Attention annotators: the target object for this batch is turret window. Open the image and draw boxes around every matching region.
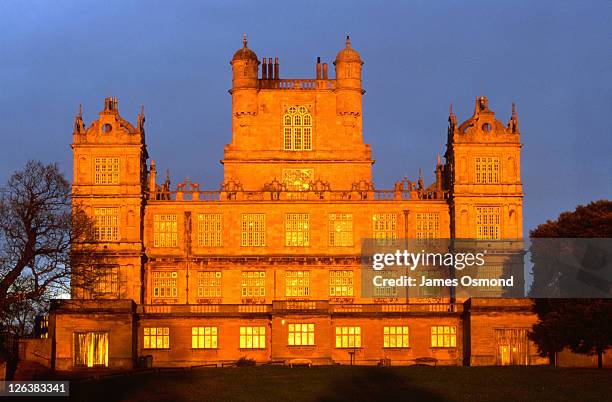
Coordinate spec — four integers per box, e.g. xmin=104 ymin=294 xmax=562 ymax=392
xmin=93 ymin=207 xmax=120 ymax=241
xmin=476 ymin=206 xmax=501 ymax=239
xmin=283 ymin=105 xmax=312 ymax=151
xmin=475 ymin=157 xmax=500 ymax=184
xmin=94 ymin=157 xmax=120 ymax=185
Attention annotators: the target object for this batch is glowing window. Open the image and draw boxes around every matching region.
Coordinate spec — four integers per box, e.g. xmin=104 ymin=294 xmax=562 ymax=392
xmin=476 ymin=206 xmax=501 ymax=239
xmin=329 ymin=213 xmax=353 ymax=246
xmin=241 ymin=271 xmax=266 ymax=298
xmin=191 ymin=327 xmax=218 ymax=349
xmin=431 ymin=325 xmax=456 ymax=348
xmin=372 ymin=213 xmax=397 ymax=239
xmin=329 ymin=270 xmax=354 ymax=297
xmin=475 ymin=157 xmax=500 ymax=184
xmin=94 ymin=157 xmax=119 ymax=185
xmin=374 ymin=270 xmax=398 ymax=297
xmin=197 ymin=271 xmax=222 ymax=298
xmin=384 ymin=326 xmax=409 ymax=348
xmin=285 ymin=271 xmax=310 ymax=298
xmin=197 ymin=214 xmax=222 ymax=247
xmin=240 ymin=326 xmax=266 ymax=349
xmin=288 ymin=323 xmax=315 ymax=346
xmin=143 ymin=327 xmax=169 ymax=349
xmin=153 ymin=271 xmax=178 ymax=298
xmin=153 ymin=214 xmax=178 ymax=247
xmin=285 ymin=213 xmax=310 ymax=246
xmin=283 ymin=105 xmax=313 ymax=151
xmin=335 ymin=326 xmax=361 ymax=348
xmin=93 ymin=207 xmax=119 ymax=241
xmin=241 ymin=213 xmax=266 ymax=247
xmin=74 ymin=332 xmax=108 ymax=367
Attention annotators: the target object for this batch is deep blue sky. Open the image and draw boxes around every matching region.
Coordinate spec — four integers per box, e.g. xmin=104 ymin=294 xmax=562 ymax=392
xmin=1 ymin=0 xmax=610 ymax=236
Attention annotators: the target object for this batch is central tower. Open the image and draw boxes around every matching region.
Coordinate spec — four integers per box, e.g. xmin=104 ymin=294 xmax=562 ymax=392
xmin=222 ymin=35 xmax=373 ymax=191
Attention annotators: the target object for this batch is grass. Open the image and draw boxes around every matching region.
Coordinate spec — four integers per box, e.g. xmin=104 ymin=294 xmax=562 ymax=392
xmin=48 ymin=365 xmax=610 ymax=402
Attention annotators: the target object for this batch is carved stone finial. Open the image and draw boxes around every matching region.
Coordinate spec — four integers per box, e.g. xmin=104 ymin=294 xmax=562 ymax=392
xmin=243 ymin=33 xmax=247 ymax=48
xmin=346 ymin=35 xmax=351 ymax=48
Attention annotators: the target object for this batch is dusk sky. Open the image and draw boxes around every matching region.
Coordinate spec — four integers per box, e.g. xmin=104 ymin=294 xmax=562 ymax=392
xmin=1 ymin=0 xmax=610 ymax=236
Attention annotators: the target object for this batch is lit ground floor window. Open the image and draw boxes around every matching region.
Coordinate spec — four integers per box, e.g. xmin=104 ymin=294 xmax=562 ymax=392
xmin=144 ymin=327 xmax=170 ymax=349
xmin=335 ymin=326 xmax=361 ymax=348
xmin=288 ymin=323 xmax=315 ymax=346
xmin=383 ymin=326 xmax=409 ymax=348
xmin=431 ymin=325 xmax=456 ymax=348
xmin=74 ymin=332 xmax=108 ymax=367
xmin=191 ymin=326 xmax=218 ymax=349
xmin=495 ymin=328 xmax=530 ymax=365
xmin=240 ymin=326 xmax=266 ymax=349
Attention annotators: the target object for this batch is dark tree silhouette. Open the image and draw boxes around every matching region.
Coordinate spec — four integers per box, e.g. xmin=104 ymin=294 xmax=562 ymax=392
xmin=0 ymin=161 xmax=98 ymax=336
xmin=528 ymin=200 xmax=612 ymax=368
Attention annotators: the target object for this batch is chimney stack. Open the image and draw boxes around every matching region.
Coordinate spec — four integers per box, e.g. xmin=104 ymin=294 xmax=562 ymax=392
xmin=262 ymin=58 xmax=268 ymax=79
xmin=267 ymin=58 xmax=273 ymax=80
xmin=322 ymin=63 xmax=328 ymax=80
xmin=274 ymin=57 xmax=279 ymax=80
xmin=316 ymin=57 xmax=322 ymax=79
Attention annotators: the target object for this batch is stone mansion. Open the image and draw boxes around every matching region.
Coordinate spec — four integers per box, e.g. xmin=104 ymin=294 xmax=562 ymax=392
xmin=45 ymin=36 xmax=551 ymax=370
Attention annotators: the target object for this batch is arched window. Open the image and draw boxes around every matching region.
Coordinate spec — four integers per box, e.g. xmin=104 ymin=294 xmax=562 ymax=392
xmin=283 ymin=105 xmax=312 ymax=151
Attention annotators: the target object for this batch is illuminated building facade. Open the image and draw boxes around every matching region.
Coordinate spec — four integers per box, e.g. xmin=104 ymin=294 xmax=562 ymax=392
xmin=49 ymin=36 xmax=547 ymax=370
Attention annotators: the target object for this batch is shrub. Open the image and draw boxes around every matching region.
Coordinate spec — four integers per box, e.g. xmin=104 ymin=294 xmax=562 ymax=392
xmin=236 ymin=356 xmax=256 ymax=367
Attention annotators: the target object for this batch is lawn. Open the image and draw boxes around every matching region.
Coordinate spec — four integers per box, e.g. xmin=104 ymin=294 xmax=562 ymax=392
xmin=49 ymin=365 xmax=610 ymax=402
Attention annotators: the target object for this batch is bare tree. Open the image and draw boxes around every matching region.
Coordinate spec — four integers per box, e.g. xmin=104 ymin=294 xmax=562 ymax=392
xmin=0 ymin=161 xmax=98 ymax=335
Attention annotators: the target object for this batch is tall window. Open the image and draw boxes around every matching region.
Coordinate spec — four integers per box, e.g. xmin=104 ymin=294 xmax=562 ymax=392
xmin=282 ymin=169 xmax=313 ymax=191
xmin=329 ymin=213 xmax=353 ymax=246
xmin=495 ymin=329 xmax=530 ymax=365
xmin=153 ymin=214 xmax=178 ymax=247
xmin=373 ymin=270 xmax=398 ymax=298
xmin=74 ymin=332 xmax=108 ymax=367
xmin=94 ymin=266 xmax=119 ymax=295
xmin=240 ymin=326 xmax=266 ymax=349
xmin=475 ymin=157 xmax=500 ymax=184
xmin=477 ymin=265 xmax=504 ymax=293
xmin=329 ymin=270 xmax=354 ymax=297
xmin=94 ymin=207 xmax=119 ymax=241
xmin=153 ymin=271 xmax=178 ymax=299
xmin=197 ymin=214 xmax=222 ymax=247
xmin=416 ymin=212 xmax=440 ymax=239
xmin=476 ymin=206 xmax=501 ymax=239
xmin=283 ymin=105 xmax=312 ymax=151
xmin=197 ymin=271 xmax=222 ymax=298
xmin=431 ymin=325 xmax=456 ymax=348
xmin=384 ymin=326 xmax=409 ymax=348
xmin=144 ymin=327 xmax=169 ymax=349
xmin=94 ymin=157 xmax=120 ymax=184
xmin=241 ymin=213 xmax=266 ymax=247
xmin=372 ymin=213 xmax=397 ymax=239
xmin=192 ymin=327 xmax=218 ymax=349
xmin=285 ymin=271 xmax=310 ymax=298
xmin=335 ymin=326 xmax=361 ymax=348
xmin=241 ymin=271 xmax=266 ymax=298
xmin=285 ymin=213 xmax=310 ymax=246
xmin=288 ymin=323 xmax=315 ymax=346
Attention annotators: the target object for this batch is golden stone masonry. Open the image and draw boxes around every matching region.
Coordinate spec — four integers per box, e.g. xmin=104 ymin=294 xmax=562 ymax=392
xmin=41 ymin=36 xmax=565 ymax=369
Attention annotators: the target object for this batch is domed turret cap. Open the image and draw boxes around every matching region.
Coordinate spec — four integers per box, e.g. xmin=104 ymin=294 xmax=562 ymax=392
xmin=232 ymin=34 xmax=258 ymax=62
xmin=335 ymin=36 xmax=362 ymax=63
